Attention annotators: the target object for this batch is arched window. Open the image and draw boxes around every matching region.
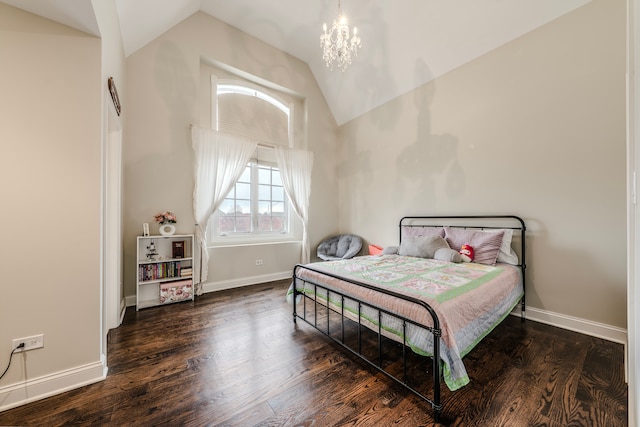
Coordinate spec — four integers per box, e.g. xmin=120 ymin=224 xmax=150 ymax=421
xmin=209 ymin=78 xmax=300 ymax=244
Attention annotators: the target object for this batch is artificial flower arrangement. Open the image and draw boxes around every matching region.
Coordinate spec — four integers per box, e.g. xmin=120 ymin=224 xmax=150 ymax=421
xmin=154 ymin=211 xmax=177 ymax=224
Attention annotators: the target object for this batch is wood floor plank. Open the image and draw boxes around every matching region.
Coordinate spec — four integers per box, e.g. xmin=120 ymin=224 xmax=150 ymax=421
xmin=0 ymin=280 xmax=627 ymax=426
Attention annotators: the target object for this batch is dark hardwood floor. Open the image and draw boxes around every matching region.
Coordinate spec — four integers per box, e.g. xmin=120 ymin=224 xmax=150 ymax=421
xmin=0 ymin=280 xmax=627 ymax=426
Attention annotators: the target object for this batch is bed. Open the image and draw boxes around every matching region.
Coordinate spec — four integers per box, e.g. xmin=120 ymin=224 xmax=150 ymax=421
xmin=289 ymin=215 xmax=526 ymax=421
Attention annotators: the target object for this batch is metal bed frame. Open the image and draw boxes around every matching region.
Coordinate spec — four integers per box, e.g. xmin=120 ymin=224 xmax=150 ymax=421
xmin=291 ymin=215 xmax=526 ymax=422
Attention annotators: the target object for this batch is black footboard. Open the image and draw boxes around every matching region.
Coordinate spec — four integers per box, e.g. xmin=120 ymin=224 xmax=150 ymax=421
xmin=292 ymin=264 xmax=444 ymax=421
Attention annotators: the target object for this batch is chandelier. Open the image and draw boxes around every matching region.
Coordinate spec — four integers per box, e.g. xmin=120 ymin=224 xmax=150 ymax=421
xmin=320 ymin=0 xmax=361 ymax=71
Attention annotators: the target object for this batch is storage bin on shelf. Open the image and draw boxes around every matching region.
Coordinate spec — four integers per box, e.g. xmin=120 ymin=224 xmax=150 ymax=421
xmin=160 ymin=279 xmax=193 ymax=304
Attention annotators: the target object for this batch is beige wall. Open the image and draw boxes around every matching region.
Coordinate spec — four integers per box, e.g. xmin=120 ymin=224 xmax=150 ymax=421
xmin=123 ymin=12 xmax=339 ymax=297
xmin=338 ymin=0 xmax=627 ymax=328
xmin=0 ymin=2 xmax=103 ymax=390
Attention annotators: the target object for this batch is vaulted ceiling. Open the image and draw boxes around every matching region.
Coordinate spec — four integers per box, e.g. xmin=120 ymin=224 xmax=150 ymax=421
xmin=1 ymin=0 xmax=590 ymax=124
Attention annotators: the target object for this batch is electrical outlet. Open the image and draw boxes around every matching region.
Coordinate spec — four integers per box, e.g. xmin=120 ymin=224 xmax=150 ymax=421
xmin=255 ymin=259 xmax=263 ymax=266
xmin=12 ymin=334 xmax=44 ymax=352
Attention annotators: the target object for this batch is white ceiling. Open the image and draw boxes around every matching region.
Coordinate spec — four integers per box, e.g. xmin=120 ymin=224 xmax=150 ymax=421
xmin=2 ymin=0 xmax=590 ymax=125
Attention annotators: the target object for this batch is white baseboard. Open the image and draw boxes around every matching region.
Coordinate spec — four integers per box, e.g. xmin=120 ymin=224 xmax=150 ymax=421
xmin=125 ymin=294 xmax=136 ymax=307
xmin=512 ymin=305 xmax=627 ymax=345
xmin=201 ymin=271 xmax=292 ymax=293
xmin=0 ymin=359 xmax=107 ymax=412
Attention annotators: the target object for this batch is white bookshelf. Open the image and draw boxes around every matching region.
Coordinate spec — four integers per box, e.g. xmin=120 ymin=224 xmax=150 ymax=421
xmin=136 ymin=234 xmax=194 ymax=310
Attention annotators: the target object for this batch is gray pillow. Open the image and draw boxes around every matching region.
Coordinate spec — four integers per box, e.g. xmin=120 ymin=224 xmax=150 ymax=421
xmin=434 ymin=247 xmax=462 ymax=263
xmin=382 ymin=246 xmax=399 ymax=255
xmin=335 ymin=236 xmax=352 ymax=257
xmin=399 ymin=235 xmax=448 ymax=259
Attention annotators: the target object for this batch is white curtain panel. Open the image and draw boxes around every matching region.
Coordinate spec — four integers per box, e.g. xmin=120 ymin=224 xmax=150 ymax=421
xmin=275 ymin=147 xmax=314 ymax=264
xmin=191 ymin=126 xmax=257 ymax=292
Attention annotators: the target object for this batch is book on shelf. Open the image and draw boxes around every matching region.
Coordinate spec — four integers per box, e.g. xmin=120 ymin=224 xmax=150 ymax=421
xmin=172 ymin=241 xmax=185 ymax=259
xmin=138 ymin=261 xmax=192 ymax=281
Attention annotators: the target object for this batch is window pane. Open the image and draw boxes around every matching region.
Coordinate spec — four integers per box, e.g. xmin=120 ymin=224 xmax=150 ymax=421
xmin=271 ymin=212 xmax=285 ymax=232
xmin=258 ymin=215 xmax=272 ymax=232
xmin=238 ymin=166 xmax=251 ymax=182
xmin=272 ymin=172 xmax=282 ymax=186
xmin=272 ymin=201 xmax=284 ymax=213
xmin=236 ymin=199 xmax=251 ymax=215
xmin=218 ymin=199 xmax=234 ymax=215
xmin=218 ymin=213 xmax=235 ymax=233
xmin=258 ymin=201 xmax=270 ymax=214
xmin=258 ymin=184 xmax=271 ymax=200
xmin=258 ymin=167 xmax=271 ymax=184
xmin=223 ymin=186 xmax=235 ymax=199
xmin=272 ymin=186 xmax=284 ymax=202
xmin=236 ymin=215 xmax=251 ymax=232
xmin=236 ymin=182 xmax=250 ymax=199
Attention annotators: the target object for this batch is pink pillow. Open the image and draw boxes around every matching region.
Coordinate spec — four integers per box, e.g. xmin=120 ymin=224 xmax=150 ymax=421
xmin=444 ymin=227 xmax=504 ymax=265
